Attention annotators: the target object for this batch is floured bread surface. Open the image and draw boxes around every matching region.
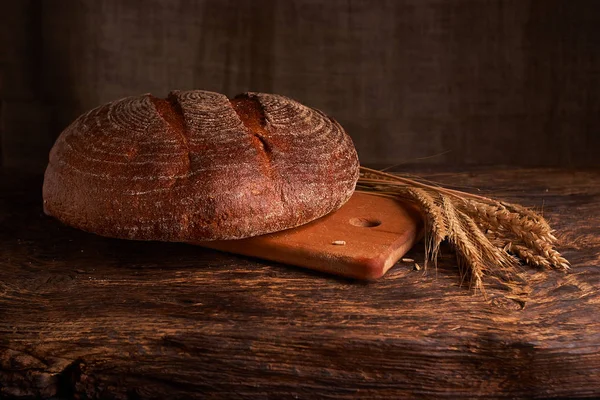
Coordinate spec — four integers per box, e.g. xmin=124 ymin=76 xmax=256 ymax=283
xmin=42 ymin=90 xmax=359 ymax=241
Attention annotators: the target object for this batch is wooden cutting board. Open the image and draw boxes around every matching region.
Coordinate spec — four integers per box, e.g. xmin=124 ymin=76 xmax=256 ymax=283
xmin=193 ymin=192 xmax=423 ymax=280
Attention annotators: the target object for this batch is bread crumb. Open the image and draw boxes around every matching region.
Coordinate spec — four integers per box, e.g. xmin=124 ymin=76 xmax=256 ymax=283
xmin=332 ymin=240 xmax=346 ymax=246
xmin=401 ymin=258 xmax=414 ymax=263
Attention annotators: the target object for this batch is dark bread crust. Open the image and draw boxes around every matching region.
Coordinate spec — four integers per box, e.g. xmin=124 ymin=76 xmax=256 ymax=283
xmin=43 ymin=90 xmax=359 ymax=241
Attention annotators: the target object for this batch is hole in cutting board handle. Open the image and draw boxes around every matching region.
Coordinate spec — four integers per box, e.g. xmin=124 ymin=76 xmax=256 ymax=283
xmin=349 ymin=217 xmax=382 ymax=228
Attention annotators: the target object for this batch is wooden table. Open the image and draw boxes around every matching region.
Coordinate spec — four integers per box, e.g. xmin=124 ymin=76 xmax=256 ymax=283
xmin=1 ymin=167 xmax=599 ymax=399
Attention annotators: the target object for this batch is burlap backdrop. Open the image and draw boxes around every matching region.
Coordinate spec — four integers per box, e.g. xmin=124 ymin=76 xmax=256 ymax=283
xmin=1 ymin=0 xmax=599 ymax=170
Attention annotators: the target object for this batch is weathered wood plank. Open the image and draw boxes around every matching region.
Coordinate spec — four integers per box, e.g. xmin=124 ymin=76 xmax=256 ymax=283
xmin=0 ymin=167 xmax=599 ymax=399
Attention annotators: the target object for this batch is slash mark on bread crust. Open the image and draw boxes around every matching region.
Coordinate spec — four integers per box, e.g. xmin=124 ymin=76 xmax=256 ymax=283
xmin=150 ymin=94 xmax=191 ymax=177
xmin=229 ymin=95 xmax=273 ymax=158
xmin=150 ymin=94 xmax=189 ymax=150
xmin=230 ymin=94 xmax=282 ymax=201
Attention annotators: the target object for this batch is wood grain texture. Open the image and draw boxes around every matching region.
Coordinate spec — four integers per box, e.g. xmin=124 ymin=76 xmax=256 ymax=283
xmin=1 ymin=167 xmax=599 ymax=399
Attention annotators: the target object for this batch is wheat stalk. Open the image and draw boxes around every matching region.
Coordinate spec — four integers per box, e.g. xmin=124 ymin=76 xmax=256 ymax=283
xmin=356 ymin=166 xmax=569 ymax=292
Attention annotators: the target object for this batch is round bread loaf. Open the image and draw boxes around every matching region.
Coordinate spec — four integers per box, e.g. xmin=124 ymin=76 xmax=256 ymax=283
xmin=43 ymin=90 xmax=359 ymax=241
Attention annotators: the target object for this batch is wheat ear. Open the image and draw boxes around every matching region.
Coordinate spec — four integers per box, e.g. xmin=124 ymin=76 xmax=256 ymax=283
xmin=356 ymin=166 xmax=569 ymax=292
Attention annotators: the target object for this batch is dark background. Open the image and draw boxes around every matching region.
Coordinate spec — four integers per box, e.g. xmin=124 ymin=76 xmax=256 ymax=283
xmin=1 ymin=0 xmax=599 ymax=172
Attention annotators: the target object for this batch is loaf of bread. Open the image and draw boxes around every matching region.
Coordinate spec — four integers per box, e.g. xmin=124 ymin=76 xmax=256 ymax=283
xmin=43 ymin=90 xmax=359 ymax=241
